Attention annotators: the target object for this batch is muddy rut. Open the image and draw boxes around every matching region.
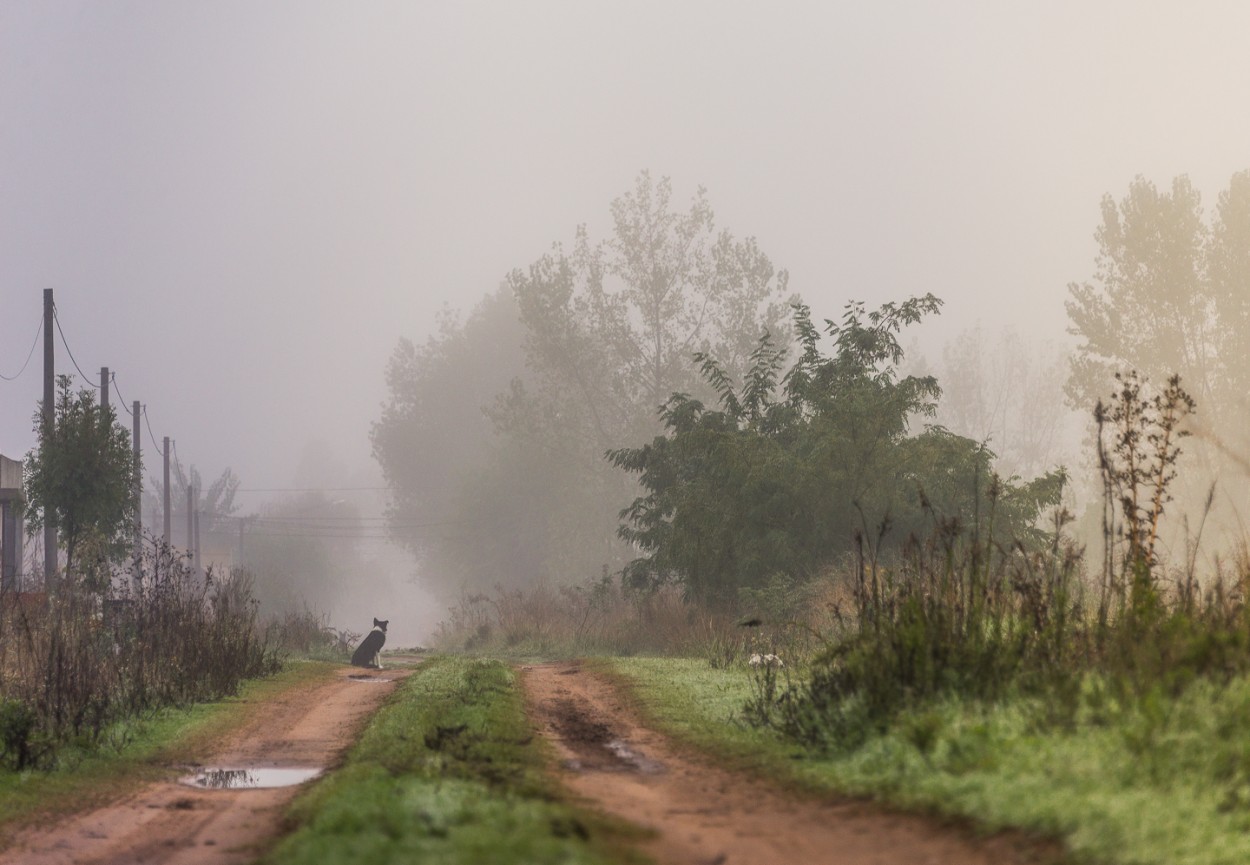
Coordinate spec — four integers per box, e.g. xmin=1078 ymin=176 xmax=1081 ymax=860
xmin=522 ymin=661 xmax=1060 ymax=865
xmin=0 ymin=666 xmax=409 ymax=865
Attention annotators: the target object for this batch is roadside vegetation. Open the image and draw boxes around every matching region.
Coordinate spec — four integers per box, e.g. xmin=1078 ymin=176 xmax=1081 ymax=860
xmin=0 ymin=661 xmax=338 ymax=840
xmin=0 ymin=543 xmax=299 ymax=771
xmin=267 ymin=655 xmax=645 ymax=865
xmin=1 ymin=374 xmax=346 ymax=776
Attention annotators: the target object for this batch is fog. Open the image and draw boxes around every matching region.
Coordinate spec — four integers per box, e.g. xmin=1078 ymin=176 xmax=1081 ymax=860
xmin=3 ymin=2 xmax=1249 ymax=643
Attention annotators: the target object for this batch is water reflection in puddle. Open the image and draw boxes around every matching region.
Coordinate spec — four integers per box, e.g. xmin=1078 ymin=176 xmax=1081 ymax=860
xmin=347 ymin=675 xmax=393 ymax=683
xmin=181 ymin=767 xmax=323 ymax=789
xmin=606 ymin=740 xmax=665 ymax=774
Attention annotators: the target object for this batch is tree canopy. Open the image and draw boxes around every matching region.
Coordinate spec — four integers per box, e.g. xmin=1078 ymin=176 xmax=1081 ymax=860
xmin=1067 ymin=171 xmax=1250 ymax=429
xmin=610 ymin=299 xmax=1066 ymax=608
xmin=373 ymin=173 xmax=794 ymax=595
xmin=23 ymin=375 xmax=137 ymax=587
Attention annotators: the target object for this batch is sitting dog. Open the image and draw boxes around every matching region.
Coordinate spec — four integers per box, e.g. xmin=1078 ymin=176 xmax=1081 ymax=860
xmin=350 ymin=618 xmax=389 ymax=669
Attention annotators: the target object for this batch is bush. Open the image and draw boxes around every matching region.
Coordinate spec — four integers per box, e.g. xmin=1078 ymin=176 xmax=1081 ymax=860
xmin=0 ymin=536 xmax=283 ymax=769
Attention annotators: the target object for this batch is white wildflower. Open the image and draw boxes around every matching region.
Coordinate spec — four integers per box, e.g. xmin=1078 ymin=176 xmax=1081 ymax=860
xmin=749 ymin=653 xmax=764 ymax=667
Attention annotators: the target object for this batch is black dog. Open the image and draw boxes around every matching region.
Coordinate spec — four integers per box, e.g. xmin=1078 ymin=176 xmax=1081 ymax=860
xmin=350 ymin=618 xmax=388 ymax=669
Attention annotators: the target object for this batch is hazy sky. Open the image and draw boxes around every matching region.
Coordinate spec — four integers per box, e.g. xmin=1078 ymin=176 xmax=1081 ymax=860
xmin=3 ymin=0 xmax=1249 ymax=495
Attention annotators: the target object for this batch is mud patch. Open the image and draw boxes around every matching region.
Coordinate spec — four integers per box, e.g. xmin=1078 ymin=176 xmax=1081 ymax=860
xmin=347 ymin=674 xmax=393 ymax=683
xmin=181 ymin=767 xmax=323 ymax=790
xmin=545 ymin=696 xmax=664 ymax=774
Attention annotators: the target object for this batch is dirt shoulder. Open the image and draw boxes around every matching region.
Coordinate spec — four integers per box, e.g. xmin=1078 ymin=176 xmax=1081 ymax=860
xmin=0 ymin=664 xmax=410 ymax=865
xmin=522 ymin=660 xmax=1060 ymax=865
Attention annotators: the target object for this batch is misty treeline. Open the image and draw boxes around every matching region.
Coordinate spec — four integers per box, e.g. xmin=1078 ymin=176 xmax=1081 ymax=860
xmin=373 ymin=171 xmax=1066 ymax=605
xmin=139 ymin=461 xmax=375 ymax=618
xmin=1067 ymin=171 xmax=1250 ymax=532
xmin=373 ymin=172 xmax=794 ymax=598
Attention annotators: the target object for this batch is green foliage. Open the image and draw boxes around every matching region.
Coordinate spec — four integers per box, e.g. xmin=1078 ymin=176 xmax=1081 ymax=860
xmin=614 ymin=656 xmax=1250 ymax=865
xmin=373 ymin=173 xmax=795 ymax=594
xmin=610 ymin=298 xmax=1065 ymax=607
xmin=0 ymin=698 xmax=50 ymax=771
xmin=22 ymin=375 xmax=138 ymax=584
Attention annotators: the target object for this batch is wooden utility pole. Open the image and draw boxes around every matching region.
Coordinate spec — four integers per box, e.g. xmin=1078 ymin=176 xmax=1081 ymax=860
xmin=186 ymin=485 xmax=193 ymax=559
xmin=163 ymin=437 xmax=171 ymax=545
xmin=42 ymin=288 xmax=56 ymax=584
xmin=100 ymin=367 xmax=109 ymax=412
xmin=132 ymin=400 xmax=142 ymax=585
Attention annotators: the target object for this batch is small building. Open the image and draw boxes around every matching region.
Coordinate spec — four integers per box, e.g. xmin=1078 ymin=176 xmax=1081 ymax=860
xmin=1 ymin=454 xmax=25 ymax=592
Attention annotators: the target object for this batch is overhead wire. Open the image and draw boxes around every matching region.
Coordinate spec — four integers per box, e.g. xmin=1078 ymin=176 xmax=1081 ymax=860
xmin=0 ymin=311 xmax=43 ymax=381
xmin=234 ymin=486 xmax=389 ymax=493
xmin=111 ymin=373 xmax=134 ymax=417
xmin=142 ymin=405 xmax=164 ymax=453
xmin=52 ymin=304 xmax=100 ymax=388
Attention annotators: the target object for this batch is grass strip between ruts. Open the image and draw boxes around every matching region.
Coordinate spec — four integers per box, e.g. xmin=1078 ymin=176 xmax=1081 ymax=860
xmin=265 ymin=655 xmax=648 ymax=865
xmin=0 ymin=660 xmax=339 ymax=847
xmin=602 ymin=656 xmax=1250 ymax=865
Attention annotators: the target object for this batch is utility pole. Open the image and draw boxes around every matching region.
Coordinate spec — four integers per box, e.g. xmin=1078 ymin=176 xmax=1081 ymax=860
xmin=193 ymin=507 xmax=202 ymax=577
xmin=163 ymin=437 xmax=171 ymax=546
xmin=132 ymin=400 xmax=142 ymax=587
xmin=100 ymin=367 xmax=109 ymax=413
xmin=186 ymin=485 xmax=193 ymax=560
xmin=42 ymin=288 xmax=56 ymax=585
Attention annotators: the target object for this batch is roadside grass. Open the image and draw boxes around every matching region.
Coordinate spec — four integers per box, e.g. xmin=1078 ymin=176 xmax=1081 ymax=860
xmin=0 ymin=660 xmax=338 ymax=844
xmin=265 ymin=655 xmax=648 ymax=865
xmin=603 ymin=657 xmax=1250 ymax=865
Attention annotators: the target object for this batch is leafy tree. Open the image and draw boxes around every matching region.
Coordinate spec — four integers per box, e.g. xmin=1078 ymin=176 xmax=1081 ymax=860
xmin=489 ymin=171 xmax=795 ymax=587
xmin=1066 ymin=171 xmax=1250 ymax=528
xmin=22 ymin=375 xmax=137 ymax=587
xmin=370 ymin=286 xmax=531 ymax=591
xmin=506 ymin=170 xmax=794 ymax=450
xmin=610 ymin=299 xmax=1065 ymax=607
xmin=1065 ymin=173 xmax=1244 ymax=423
xmin=373 ymin=174 xmax=796 ymax=594
xmin=1207 ymin=170 xmax=1250 ymax=417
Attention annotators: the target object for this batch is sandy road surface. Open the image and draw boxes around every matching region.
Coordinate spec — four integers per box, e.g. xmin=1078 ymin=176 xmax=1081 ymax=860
xmin=523 ymin=661 xmax=1062 ymax=865
xmin=0 ymin=665 xmax=410 ymax=865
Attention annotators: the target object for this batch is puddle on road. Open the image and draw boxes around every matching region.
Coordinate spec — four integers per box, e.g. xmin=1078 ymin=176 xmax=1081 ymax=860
xmin=347 ymin=674 xmax=393 ymax=683
xmin=181 ymin=767 xmax=323 ymax=790
xmin=605 ymin=739 xmax=665 ymax=774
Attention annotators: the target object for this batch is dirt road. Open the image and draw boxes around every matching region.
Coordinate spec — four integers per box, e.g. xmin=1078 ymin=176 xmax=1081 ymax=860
xmin=0 ymin=665 xmax=408 ymax=865
xmin=523 ymin=661 xmax=1061 ymax=865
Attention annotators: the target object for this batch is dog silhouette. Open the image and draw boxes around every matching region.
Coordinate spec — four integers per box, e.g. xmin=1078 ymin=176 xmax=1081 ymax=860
xmin=350 ymin=618 xmax=388 ymax=668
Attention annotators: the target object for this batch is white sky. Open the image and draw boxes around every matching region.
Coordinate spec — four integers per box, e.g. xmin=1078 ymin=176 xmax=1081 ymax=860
xmin=3 ymin=0 xmax=1249 ymax=492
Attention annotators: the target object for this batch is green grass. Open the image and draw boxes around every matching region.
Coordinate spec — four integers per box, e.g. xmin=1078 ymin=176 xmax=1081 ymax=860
xmin=265 ymin=655 xmax=647 ymax=865
xmin=0 ymin=660 xmax=338 ymax=844
xmin=604 ymin=657 xmax=1250 ymax=865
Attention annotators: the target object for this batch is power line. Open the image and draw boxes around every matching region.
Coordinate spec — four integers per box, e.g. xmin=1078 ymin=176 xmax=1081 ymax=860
xmin=52 ymin=305 xmax=100 ymax=388
xmin=142 ymin=405 xmax=163 ymax=453
xmin=111 ymin=373 xmax=134 ymax=417
xmin=0 ymin=311 xmax=43 ymax=382
xmin=233 ymin=486 xmax=390 ymax=493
